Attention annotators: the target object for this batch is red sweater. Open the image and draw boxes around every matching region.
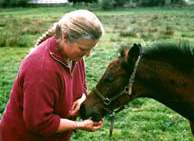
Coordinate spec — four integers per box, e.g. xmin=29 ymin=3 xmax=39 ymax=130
xmin=0 ymin=35 xmax=87 ymax=141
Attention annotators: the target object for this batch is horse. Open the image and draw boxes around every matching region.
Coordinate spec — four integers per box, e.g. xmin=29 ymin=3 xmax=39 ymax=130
xmin=80 ymin=41 xmax=194 ymax=136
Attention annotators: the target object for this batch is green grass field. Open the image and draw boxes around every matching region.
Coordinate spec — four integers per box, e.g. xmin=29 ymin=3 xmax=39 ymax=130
xmin=1 ymin=6 xmax=194 ymax=141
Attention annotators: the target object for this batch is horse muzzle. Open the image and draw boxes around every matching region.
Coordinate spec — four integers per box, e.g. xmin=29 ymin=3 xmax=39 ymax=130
xmin=80 ymin=102 xmax=105 ymax=122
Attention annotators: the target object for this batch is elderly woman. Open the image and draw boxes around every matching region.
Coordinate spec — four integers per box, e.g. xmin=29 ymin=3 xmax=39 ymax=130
xmin=0 ymin=9 xmax=104 ymax=141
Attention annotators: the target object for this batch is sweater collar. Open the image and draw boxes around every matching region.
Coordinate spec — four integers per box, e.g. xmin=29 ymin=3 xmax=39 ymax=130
xmin=48 ymin=35 xmax=77 ymax=69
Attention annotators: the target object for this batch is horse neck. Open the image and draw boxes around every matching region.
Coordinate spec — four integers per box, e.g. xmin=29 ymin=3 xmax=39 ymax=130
xmin=134 ymin=58 xmax=194 ymax=121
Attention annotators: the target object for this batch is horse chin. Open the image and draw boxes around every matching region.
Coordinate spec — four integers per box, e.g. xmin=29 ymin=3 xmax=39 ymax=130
xmin=90 ymin=113 xmax=104 ymax=122
xmin=80 ymin=104 xmax=87 ymax=120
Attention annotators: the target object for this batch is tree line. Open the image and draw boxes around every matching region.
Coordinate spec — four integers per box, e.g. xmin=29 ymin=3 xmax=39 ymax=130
xmin=0 ymin=0 xmax=189 ymax=8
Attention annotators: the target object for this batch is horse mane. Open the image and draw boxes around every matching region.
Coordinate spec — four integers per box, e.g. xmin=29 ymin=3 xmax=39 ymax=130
xmin=119 ymin=41 xmax=194 ymax=73
xmin=143 ymin=41 xmax=194 ymax=73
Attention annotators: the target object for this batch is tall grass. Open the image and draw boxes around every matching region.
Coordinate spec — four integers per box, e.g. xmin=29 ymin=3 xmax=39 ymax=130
xmin=0 ymin=6 xmax=194 ymax=141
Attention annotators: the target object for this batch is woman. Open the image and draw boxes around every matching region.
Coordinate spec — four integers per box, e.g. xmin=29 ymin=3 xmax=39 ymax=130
xmin=0 ymin=9 xmax=104 ymax=141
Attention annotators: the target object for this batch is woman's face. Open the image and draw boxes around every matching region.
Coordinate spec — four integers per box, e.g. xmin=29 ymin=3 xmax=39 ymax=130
xmin=61 ymin=38 xmax=98 ymax=61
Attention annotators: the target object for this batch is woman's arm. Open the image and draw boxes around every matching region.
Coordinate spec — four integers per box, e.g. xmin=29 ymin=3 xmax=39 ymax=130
xmin=57 ymin=93 xmax=103 ymax=133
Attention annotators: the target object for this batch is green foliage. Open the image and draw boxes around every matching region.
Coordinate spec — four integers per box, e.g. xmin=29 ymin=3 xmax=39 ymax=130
xmin=100 ymin=0 xmax=188 ymax=9
xmin=171 ymin=0 xmax=186 ymax=4
xmin=101 ymin=0 xmax=115 ymax=10
xmin=138 ymin=0 xmax=186 ymax=6
xmin=139 ymin=0 xmax=166 ymax=6
xmin=113 ymin=0 xmax=126 ymax=7
xmin=101 ymin=0 xmax=128 ymax=10
xmin=68 ymin=0 xmax=98 ymax=4
xmin=1 ymin=6 xmax=194 ymax=140
xmin=1 ymin=0 xmax=30 ymax=7
xmin=0 ymin=13 xmax=58 ymax=47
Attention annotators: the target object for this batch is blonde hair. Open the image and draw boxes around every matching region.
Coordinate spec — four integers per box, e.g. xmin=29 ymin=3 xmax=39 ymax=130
xmin=35 ymin=10 xmax=104 ymax=46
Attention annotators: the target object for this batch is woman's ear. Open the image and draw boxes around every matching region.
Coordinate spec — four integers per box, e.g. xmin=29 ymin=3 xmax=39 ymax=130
xmin=55 ymin=24 xmax=62 ymax=39
xmin=61 ymin=33 xmax=68 ymax=43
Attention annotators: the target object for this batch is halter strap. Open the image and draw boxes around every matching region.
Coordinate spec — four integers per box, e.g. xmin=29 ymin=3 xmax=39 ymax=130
xmin=93 ymin=54 xmax=142 ymax=137
xmin=93 ymin=86 xmax=128 ymax=106
xmin=128 ymin=55 xmax=142 ymax=94
xmin=93 ymin=54 xmax=142 ymax=107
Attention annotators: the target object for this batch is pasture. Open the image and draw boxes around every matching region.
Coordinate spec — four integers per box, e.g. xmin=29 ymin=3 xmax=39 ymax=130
xmin=0 ymin=6 xmax=194 ymax=141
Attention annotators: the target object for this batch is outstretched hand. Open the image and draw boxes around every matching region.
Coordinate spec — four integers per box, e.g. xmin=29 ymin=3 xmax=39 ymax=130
xmin=77 ymin=119 xmax=104 ymax=132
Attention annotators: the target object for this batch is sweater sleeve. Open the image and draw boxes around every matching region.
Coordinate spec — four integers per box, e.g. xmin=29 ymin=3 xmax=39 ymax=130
xmin=22 ymin=66 xmax=61 ymax=137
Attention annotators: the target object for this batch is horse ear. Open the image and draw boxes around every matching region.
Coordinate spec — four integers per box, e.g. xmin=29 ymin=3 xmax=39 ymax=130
xmin=127 ymin=43 xmax=142 ymax=64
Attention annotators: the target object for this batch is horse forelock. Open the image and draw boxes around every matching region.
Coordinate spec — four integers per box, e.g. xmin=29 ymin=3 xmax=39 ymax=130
xmin=119 ymin=44 xmax=130 ymax=60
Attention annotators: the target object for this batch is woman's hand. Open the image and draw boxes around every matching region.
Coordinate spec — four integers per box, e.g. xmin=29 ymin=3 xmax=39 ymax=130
xmin=76 ymin=119 xmax=104 ymax=131
xmin=70 ymin=93 xmax=86 ymax=117
xmin=70 ymin=100 xmax=80 ymax=117
xmin=57 ymin=118 xmax=103 ymax=133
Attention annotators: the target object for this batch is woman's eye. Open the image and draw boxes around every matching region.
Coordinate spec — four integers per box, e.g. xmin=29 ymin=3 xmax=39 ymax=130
xmin=105 ymin=78 xmax=113 ymax=83
xmin=79 ymin=47 xmax=89 ymax=52
xmin=80 ymin=48 xmax=85 ymax=51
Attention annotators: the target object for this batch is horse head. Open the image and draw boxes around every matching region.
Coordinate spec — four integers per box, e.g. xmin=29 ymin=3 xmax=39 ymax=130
xmin=80 ymin=43 xmax=142 ymax=121
xmin=80 ymin=41 xmax=194 ymax=137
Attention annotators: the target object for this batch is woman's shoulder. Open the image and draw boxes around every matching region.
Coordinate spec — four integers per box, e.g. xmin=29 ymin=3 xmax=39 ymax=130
xmin=20 ymin=47 xmax=61 ymax=78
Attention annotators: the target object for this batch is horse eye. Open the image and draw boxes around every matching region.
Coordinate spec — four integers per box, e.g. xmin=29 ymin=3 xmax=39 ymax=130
xmin=104 ymin=76 xmax=114 ymax=83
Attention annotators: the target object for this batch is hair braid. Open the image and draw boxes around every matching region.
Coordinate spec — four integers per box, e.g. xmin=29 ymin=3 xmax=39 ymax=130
xmin=35 ymin=23 xmax=57 ymax=46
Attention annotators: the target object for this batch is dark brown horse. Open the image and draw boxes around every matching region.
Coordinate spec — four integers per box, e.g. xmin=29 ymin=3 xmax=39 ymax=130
xmin=80 ymin=41 xmax=194 ymax=135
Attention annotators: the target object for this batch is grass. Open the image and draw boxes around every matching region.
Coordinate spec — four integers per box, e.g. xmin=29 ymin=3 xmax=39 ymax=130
xmin=1 ymin=6 xmax=194 ymax=141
